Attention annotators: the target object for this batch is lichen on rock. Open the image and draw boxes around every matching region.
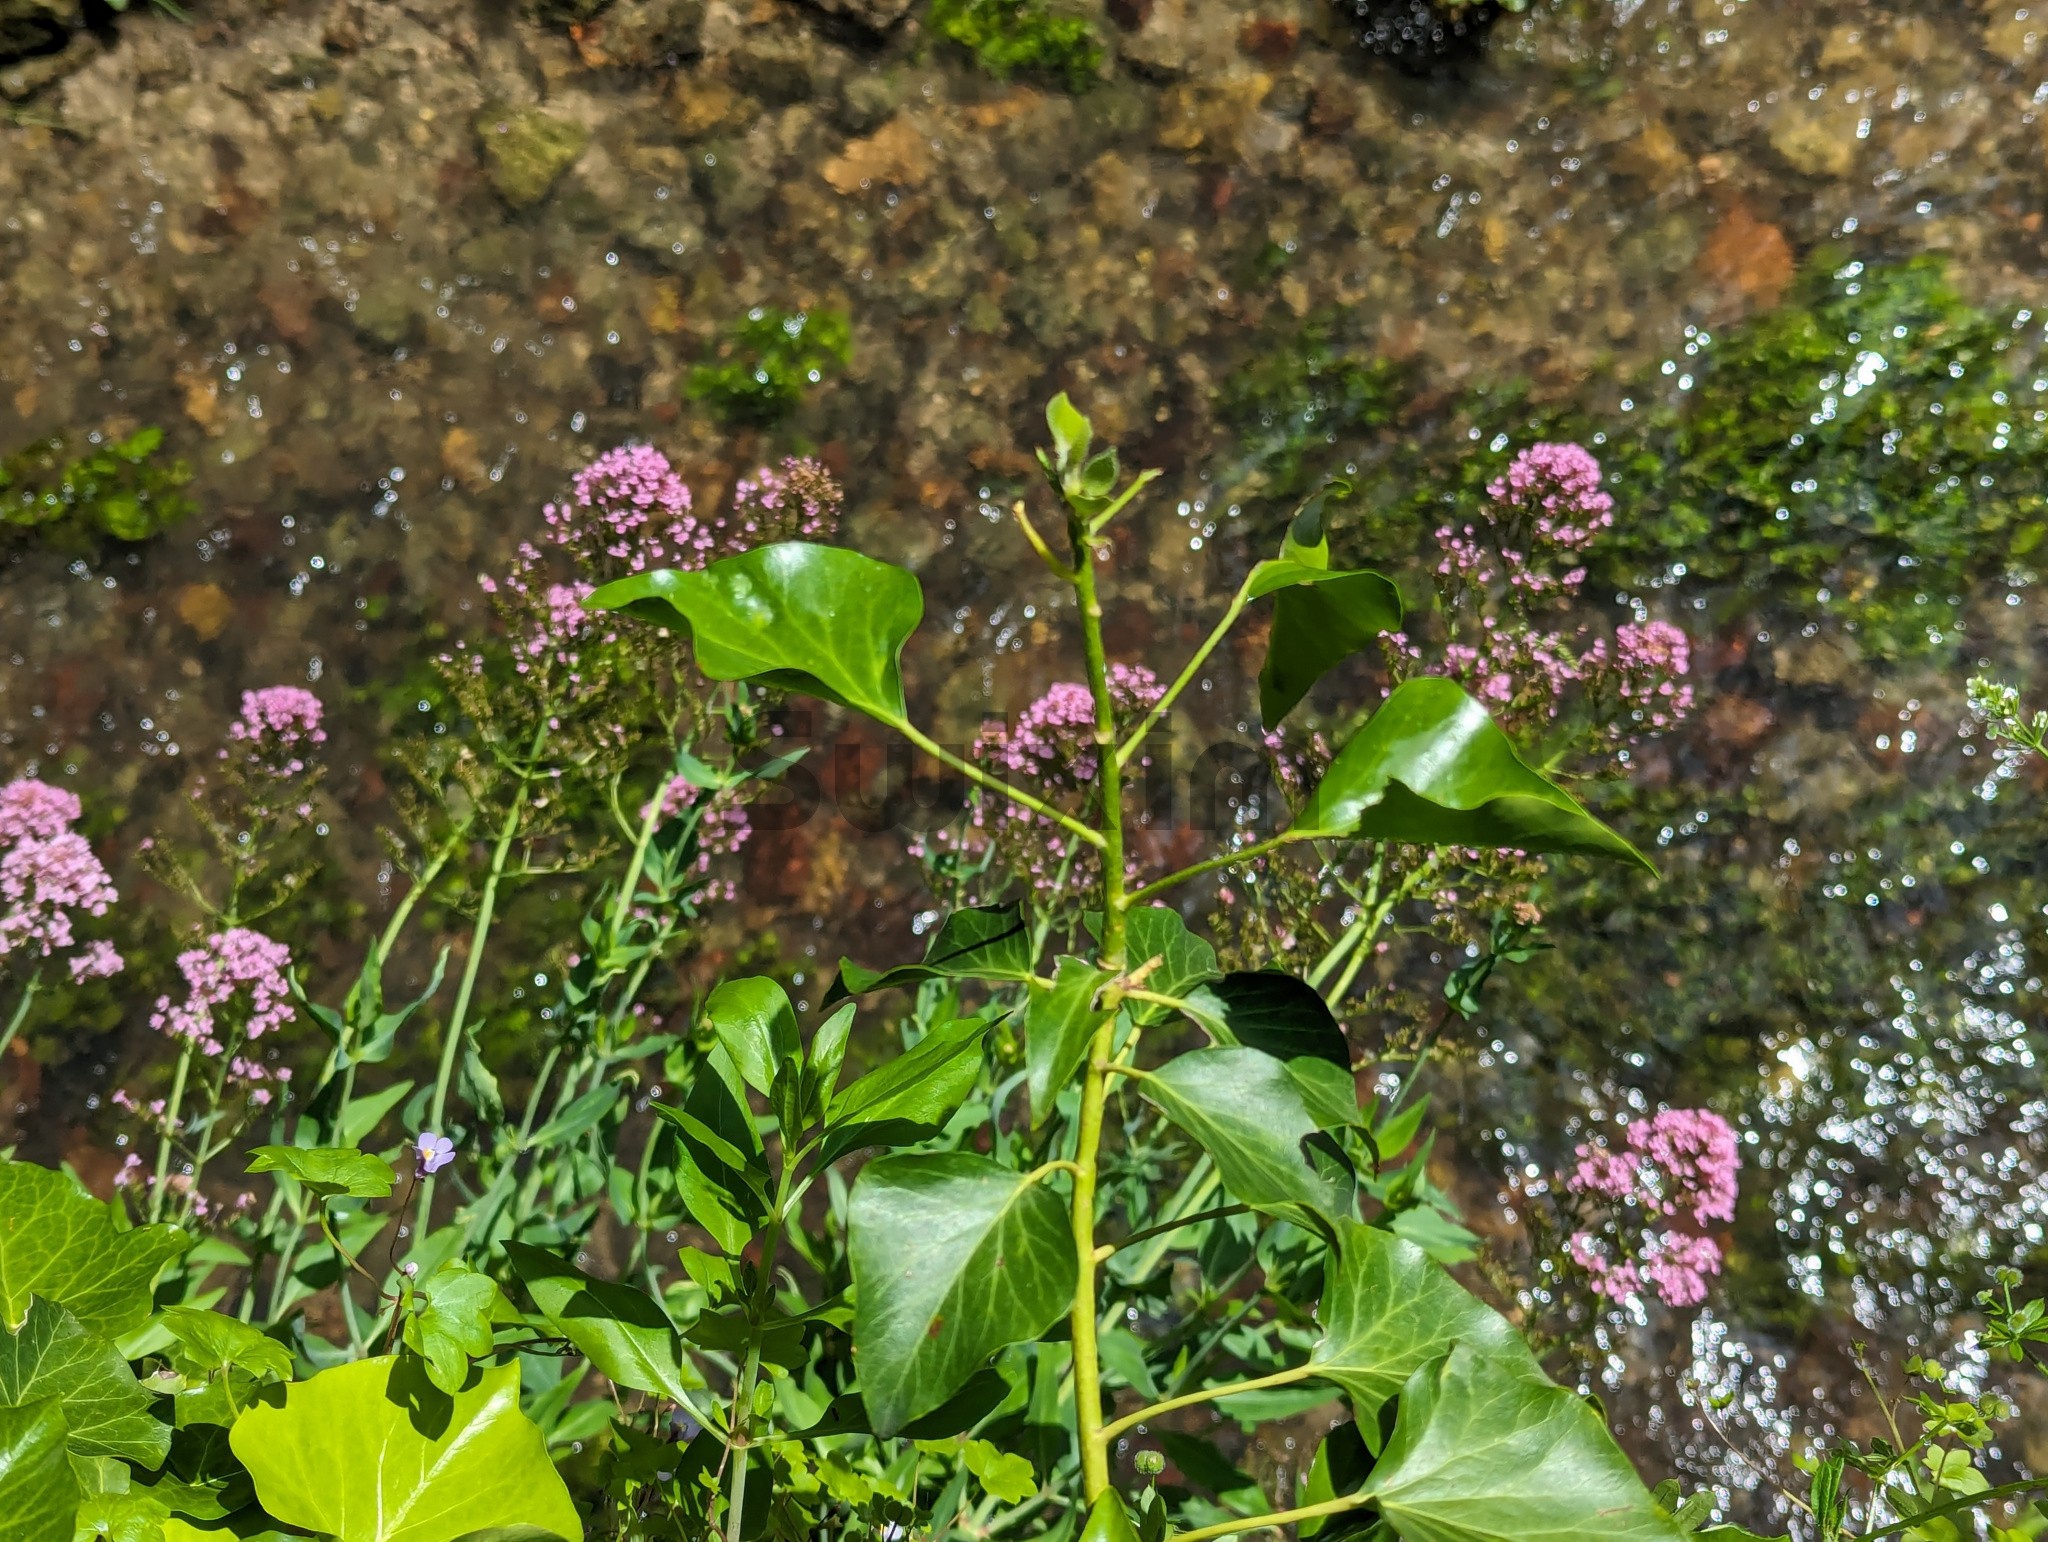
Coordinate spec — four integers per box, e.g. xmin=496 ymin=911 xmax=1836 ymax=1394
xmin=473 ymin=104 xmax=591 ymax=209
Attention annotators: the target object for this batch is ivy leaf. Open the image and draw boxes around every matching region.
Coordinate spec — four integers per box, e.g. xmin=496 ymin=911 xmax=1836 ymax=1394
xmin=160 ymin=1307 xmax=294 ymax=1385
xmin=589 ymin=543 xmax=924 ymax=727
xmin=229 ymin=1357 xmax=581 ymax=1542
xmin=820 ymin=1017 xmax=991 ymax=1164
xmin=1024 ymin=958 xmax=1115 ymax=1126
xmin=0 ymin=1396 xmax=77 ymax=1542
xmin=1289 ymin=677 xmax=1652 ymax=870
xmin=1307 ymin=1222 xmax=1534 ymax=1428
xmin=1136 ymin=1047 xmax=1354 ymax=1234
xmin=0 ymin=1161 xmax=187 ymax=1339
xmin=244 ymin=1146 xmax=397 ymax=1200
xmin=502 ymin=1244 xmax=706 ymax=1415
xmin=1364 ymin=1345 xmax=1685 ymax=1542
xmin=1249 ymin=561 xmax=1404 ymax=729
xmin=830 ymin=903 xmax=1036 ymax=1001
xmin=849 ymin=1153 xmax=1077 ymax=1438
xmin=962 ymin=1439 xmax=1037 ymax=1504
xmin=402 ymin=1264 xmax=500 ymax=1396
xmin=703 ymin=976 xmax=801 ymax=1098
xmin=1117 ymin=906 xmax=1220 ymax=1026
xmin=1179 ymin=972 xmax=1350 ymax=1066
xmin=0 ymin=1297 xmax=169 ymax=1466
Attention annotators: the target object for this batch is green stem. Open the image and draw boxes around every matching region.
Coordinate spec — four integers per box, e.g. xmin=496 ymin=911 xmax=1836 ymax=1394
xmin=897 ymin=722 xmax=1107 ymax=852
xmin=726 ymin=1160 xmax=796 ymax=1542
xmin=1099 ymin=1365 xmax=1311 ymax=1444
xmin=1855 ymin=1477 xmax=2048 ymax=1540
xmin=0 ymin=967 xmax=42 ymax=1063
xmin=1124 ymin=832 xmax=1305 ymax=908
xmin=1113 ymin=580 xmax=1251 ymax=772
xmin=1104 ymin=1204 xmax=1249 ymax=1258
xmin=147 ymin=1045 xmax=194 ymax=1225
xmin=1170 ymin=1491 xmax=1372 ymax=1542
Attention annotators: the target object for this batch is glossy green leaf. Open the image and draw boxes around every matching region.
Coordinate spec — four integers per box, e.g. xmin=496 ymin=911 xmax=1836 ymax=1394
xmin=1308 ymin=1222 xmax=1532 ymax=1425
xmin=0 ymin=1297 xmax=167 ymax=1465
xmin=402 ymin=1264 xmax=500 ymax=1395
xmin=849 ymin=1153 xmax=1076 ymax=1438
xmin=1288 ymin=1058 xmax=1365 ymax=1130
xmin=805 ymin=1001 xmax=857 ymax=1122
xmin=1046 ymin=392 xmax=1093 ymax=471
xmin=1290 ymin=677 xmax=1651 ymax=870
xmin=1364 ymin=1345 xmax=1685 ymax=1542
xmin=503 ymin=1244 xmax=705 ymax=1414
xmin=1136 ymin=1047 xmax=1354 ymax=1233
xmin=820 ymin=1017 xmax=990 ymax=1164
xmin=244 ymin=1146 xmax=396 ymax=1200
xmin=1250 ymin=561 xmax=1404 ymax=728
xmin=831 ymin=903 xmax=1036 ymax=1000
xmin=0 ymin=1396 xmax=77 ymax=1542
xmin=657 ymin=1048 xmax=768 ymax=1254
xmin=230 ymin=1357 xmax=580 ymax=1542
xmin=703 ymin=976 xmax=801 ymax=1098
xmin=0 ymin=1163 xmax=185 ymax=1340
xmin=589 ymin=543 xmax=923 ymax=725
xmin=73 ymin=1483 xmax=171 ymax=1542
xmin=1179 ymin=971 xmax=1350 ymax=1066
xmin=1024 ymin=957 xmax=1114 ymax=1126
xmin=1077 ymin=1491 xmax=1139 ymax=1542
xmin=160 ymin=1307 xmax=293 ymax=1386
xmin=1119 ymin=906 xmax=1220 ymax=1027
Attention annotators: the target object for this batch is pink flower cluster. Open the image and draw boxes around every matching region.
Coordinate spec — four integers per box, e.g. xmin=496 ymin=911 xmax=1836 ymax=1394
xmin=1485 ymin=441 xmax=1615 ymax=551
xmin=714 ymin=458 xmax=844 ymax=549
xmin=545 ymin=442 xmax=711 ymax=579
xmin=225 ymin=686 xmax=326 ymax=779
xmin=646 ymin=775 xmax=753 ymax=904
xmin=0 ymin=778 xmax=121 ymax=973
xmin=150 ymin=927 xmax=297 ymax=1097
xmin=1566 ymin=1107 xmax=1739 ymax=1308
xmin=1605 ymin=621 xmax=1695 ymax=729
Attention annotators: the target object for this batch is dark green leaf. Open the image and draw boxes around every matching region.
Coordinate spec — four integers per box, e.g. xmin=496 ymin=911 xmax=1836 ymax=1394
xmin=589 ymin=544 xmax=923 ymax=726
xmin=0 ymin=1397 xmax=77 ymax=1542
xmin=1025 ymin=958 xmax=1115 ymax=1126
xmin=821 ymin=1017 xmax=990 ymax=1164
xmin=806 ymin=1001 xmax=857 ymax=1122
xmin=523 ymin=1083 xmax=620 ymax=1151
xmin=849 ymin=1153 xmax=1077 ymax=1437
xmin=797 ymin=1368 xmax=1011 ymax=1439
xmin=1078 ymin=1491 xmax=1139 ymax=1542
xmin=0 ymin=1161 xmax=186 ymax=1339
xmin=1364 ymin=1345 xmax=1684 ymax=1541
xmin=1119 ymin=907 xmax=1220 ymax=1026
xmin=1136 ymin=1048 xmax=1354 ymax=1233
xmin=703 ymin=976 xmax=801 ymax=1098
xmin=0 ymin=1297 xmax=168 ymax=1465
xmin=1250 ymin=562 xmax=1404 ymax=728
xmin=831 ymin=904 xmax=1036 ymax=1001
xmin=503 ymin=1244 xmax=705 ymax=1414
xmin=1291 ymin=677 xmax=1651 ymax=870
xmin=658 ymin=1049 xmax=768 ymax=1253
xmin=245 ymin=1146 xmax=396 ymax=1200
xmin=1179 ymin=972 xmax=1350 ymax=1066
xmin=1156 ymin=1430 xmax=1268 ymax=1515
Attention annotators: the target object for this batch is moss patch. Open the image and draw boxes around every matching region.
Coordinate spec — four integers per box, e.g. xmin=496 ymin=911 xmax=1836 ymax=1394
xmin=1 ymin=426 xmax=196 ymax=545
xmin=927 ymin=0 xmax=1102 ymax=93
xmin=687 ymin=306 xmax=852 ymax=428
xmin=473 ymin=105 xmax=589 ymax=209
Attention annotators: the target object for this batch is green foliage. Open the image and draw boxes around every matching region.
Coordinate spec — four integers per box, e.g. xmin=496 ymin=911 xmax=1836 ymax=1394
xmin=928 ymin=0 xmax=1103 ymax=92
xmin=0 ymin=427 xmax=196 ymax=545
xmin=243 ymin=1145 xmax=396 ymax=1199
xmin=0 ymin=1397 xmax=77 ymax=1542
xmin=0 ymin=1162 xmax=185 ymax=1339
xmin=685 ymin=305 xmax=851 ymax=426
xmin=1218 ymin=315 xmax=1406 ymax=501
xmin=0 ymin=1298 xmax=168 ymax=1466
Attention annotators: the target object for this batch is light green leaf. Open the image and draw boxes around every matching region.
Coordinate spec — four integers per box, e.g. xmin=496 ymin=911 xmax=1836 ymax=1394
xmin=1024 ymin=958 xmax=1114 ymax=1126
xmin=244 ymin=1146 xmax=395 ymax=1200
xmin=1307 ymin=1222 xmax=1532 ymax=1424
xmin=0 ymin=1163 xmax=186 ymax=1339
xmin=1179 ymin=971 xmax=1350 ymax=1066
xmin=522 ymin=1083 xmax=620 ymax=1152
xmin=1364 ymin=1345 xmax=1685 ymax=1542
xmin=831 ymin=903 xmax=1036 ymax=1000
xmin=0 ymin=1298 xmax=167 ymax=1466
xmin=1045 ymin=392 xmax=1093 ymax=470
xmin=849 ymin=1153 xmax=1076 ymax=1438
xmin=703 ymin=976 xmax=801 ymax=1097
xmin=1118 ymin=906 xmax=1221 ymax=1026
xmin=336 ymin=1080 xmax=418 ymax=1149
xmin=1248 ymin=561 xmax=1404 ymax=728
xmin=1136 ymin=1048 xmax=1353 ymax=1233
xmin=402 ymin=1265 xmax=499 ymax=1396
xmin=962 ymin=1439 xmax=1037 ymax=1504
xmin=229 ymin=1357 xmax=580 ymax=1542
xmin=1290 ymin=677 xmax=1651 ymax=870
xmin=0 ymin=1397 xmax=77 ymax=1542
xmin=821 ymin=1018 xmax=990 ymax=1164
xmin=502 ymin=1244 xmax=705 ymax=1413
xmin=590 ymin=543 xmax=923 ymax=726
xmin=160 ymin=1308 xmax=293 ymax=1386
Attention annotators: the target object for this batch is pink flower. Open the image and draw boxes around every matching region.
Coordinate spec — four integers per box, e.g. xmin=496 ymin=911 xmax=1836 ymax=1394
xmin=1611 ymin=620 xmax=1696 ymax=730
xmin=0 ymin=832 xmax=118 ymax=959
xmin=715 ymin=458 xmax=845 ymax=552
xmin=149 ymin=927 xmax=295 ymax=1056
xmin=1486 ymin=442 xmax=1615 ymax=552
xmin=0 ymin=778 xmax=80 ymax=842
xmin=67 ymin=939 xmax=124 ymax=983
xmin=543 ymin=443 xmax=708 ymax=579
xmin=226 ymin=686 xmax=326 ymax=779
xmin=1640 ymin=1231 xmax=1723 ymax=1308
xmin=1565 ymin=1107 xmax=1738 ymax=1310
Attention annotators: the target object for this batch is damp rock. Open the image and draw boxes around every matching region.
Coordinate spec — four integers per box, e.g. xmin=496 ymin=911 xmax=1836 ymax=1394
xmin=836 ymin=66 xmax=902 ymax=133
xmin=0 ymin=22 xmax=89 ymax=98
xmin=730 ymin=30 xmax=832 ymax=105
xmin=474 ymin=103 xmax=592 ymax=207
xmin=791 ymin=0 xmax=917 ymax=33
xmin=570 ymin=0 xmax=706 ymax=66
xmin=0 ymin=0 xmax=80 ymax=67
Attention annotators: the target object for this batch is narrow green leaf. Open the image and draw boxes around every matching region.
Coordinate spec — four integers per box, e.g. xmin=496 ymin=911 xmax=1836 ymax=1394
xmin=831 ymin=903 xmax=1036 ymax=1001
xmin=806 ymin=1000 xmax=857 ymax=1120
xmin=1136 ymin=1048 xmax=1354 ymax=1234
xmin=0 ymin=1162 xmax=186 ymax=1338
xmin=523 ymin=1082 xmax=620 ymax=1151
xmin=589 ymin=543 xmax=923 ymax=726
xmin=821 ymin=1017 xmax=990 ymax=1163
xmin=849 ymin=1153 xmax=1077 ymax=1437
xmin=336 ymin=1080 xmax=418 ymax=1148
xmin=1179 ymin=971 xmax=1350 ymax=1066
xmin=703 ymin=976 xmax=801 ymax=1097
xmin=244 ymin=1146 xmax=396 ymax=1200
xmin=1291 ymin=677 xmax=1651 ymax=870
xmin=0 ymin=1297 xmax=168 ymax=1466
xmin=0 ymin=1396 xmax=77 ymax=1542
xmin=1365 ymin=1345 xmax=1685 ymax=1542
xmin=1024 ymin=958 xmax=1114 ymax=1126
xmin=1307 ymin=1221 xmax=1533 ymax=1425
xmin=503 ymin=1244 xmax=705 ymax=1412
xmin=1250 ymin=561 xmax=1404 ymax=728
xmin=1119 ymin=906 xmax=1220 ymax=1026
xmin=230 ymin=1357 xmax=581 ymax=1542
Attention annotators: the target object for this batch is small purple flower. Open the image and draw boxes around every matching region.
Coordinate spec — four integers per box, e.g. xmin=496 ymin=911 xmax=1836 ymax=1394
xmin=414 ymin=1131 xmax=456 ymax=1175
